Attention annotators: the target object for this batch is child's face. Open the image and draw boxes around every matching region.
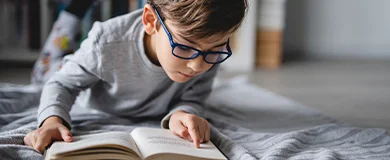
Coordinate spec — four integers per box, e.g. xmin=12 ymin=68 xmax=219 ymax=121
xmin=154 ymin=20 xmax=232 ymax=83
xmin=142 ymin=4 xmax=232 ymax=83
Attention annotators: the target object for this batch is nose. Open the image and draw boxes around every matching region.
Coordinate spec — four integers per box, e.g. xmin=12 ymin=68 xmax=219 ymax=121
xmin=186 ymin=55 xmax=205 ymax=73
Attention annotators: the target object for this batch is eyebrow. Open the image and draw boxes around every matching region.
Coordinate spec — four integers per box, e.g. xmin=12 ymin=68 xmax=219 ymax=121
xmin=212 ymin=42 xmax=228 ymax=48
xmin=179 ymin=35 xmax=228 ymax=49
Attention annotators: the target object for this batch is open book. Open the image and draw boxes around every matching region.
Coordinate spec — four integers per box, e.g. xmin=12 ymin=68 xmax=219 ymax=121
xmin=44 ymin=127 xmax=227 ymax=160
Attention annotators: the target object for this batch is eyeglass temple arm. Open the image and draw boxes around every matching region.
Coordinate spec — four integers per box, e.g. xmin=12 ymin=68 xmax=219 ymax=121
xmin=150 ymin=4 xmax=174 ymax=43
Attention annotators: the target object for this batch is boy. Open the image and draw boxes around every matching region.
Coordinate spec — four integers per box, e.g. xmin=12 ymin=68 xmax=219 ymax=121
xmin=24 ymin=0 xmax=247 ymax=154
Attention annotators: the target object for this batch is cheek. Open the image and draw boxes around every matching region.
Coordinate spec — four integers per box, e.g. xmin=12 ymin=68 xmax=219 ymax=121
xmin=198 ymin=63 xmax=213 ymax=75
xmin=154 ymin=35 xmax=171 ymax=62
xmin=156 ymin=44 xmax=185 ymax=70
xmin=204 ymin=63 xmax=213 ymax=71
xmin=154 ymin=32 xmax=186 ymax=72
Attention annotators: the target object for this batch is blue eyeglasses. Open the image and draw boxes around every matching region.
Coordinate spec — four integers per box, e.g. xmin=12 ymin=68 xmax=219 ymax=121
xmin=150 ymin=4 xmax=232 ymax=64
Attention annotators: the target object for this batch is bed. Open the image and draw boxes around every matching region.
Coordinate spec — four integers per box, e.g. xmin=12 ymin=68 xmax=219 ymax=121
xmin=0 ymin=76 xmax=389 ymax=160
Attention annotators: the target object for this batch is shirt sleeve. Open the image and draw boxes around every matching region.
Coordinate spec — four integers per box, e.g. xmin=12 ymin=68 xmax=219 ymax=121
xmin=160 ymin=65 xmax=219 ymax=129
xmin=37 ymin=22 xmax=104 ymax=129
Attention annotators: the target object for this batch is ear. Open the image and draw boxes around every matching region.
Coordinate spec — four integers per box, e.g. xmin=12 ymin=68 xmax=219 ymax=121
xmin=142 ymin=4 xmax=158 ymax=35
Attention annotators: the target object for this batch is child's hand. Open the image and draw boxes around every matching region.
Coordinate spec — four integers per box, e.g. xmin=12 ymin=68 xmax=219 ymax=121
xmin=24 ymin=116 xmax=72 ymax=154
xmin=169 ymin=110 xmax=210 ymax=148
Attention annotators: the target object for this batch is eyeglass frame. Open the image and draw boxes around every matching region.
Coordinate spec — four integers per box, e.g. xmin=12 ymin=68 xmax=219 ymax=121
xmin=150 ymin=3 xmax=233 ymax=64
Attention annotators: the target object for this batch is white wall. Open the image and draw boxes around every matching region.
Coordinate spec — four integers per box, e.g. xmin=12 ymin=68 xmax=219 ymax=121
xmin=283 ymin=0 xmax=390 ymax=60
xmin=221 ymin=0 xmax=258 ymax=72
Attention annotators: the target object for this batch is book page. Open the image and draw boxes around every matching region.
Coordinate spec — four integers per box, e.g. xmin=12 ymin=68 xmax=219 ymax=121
xmin=130 ymin=127 xmax=226 ymax=160
xmin=49 ymin=131 xmax=141 ymax=157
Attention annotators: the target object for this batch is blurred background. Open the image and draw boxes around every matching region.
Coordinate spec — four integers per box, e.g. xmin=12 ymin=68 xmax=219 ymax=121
xmin=0 ymin=0 xmax=389 ymax=130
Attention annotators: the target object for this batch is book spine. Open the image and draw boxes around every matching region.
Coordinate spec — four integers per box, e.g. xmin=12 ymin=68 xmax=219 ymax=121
xmin=129 ymin=0 xmax=139 ymax=12
xmin=0 ymin=0 xmax=5 ymax=48
xmin=111 ymin=0 xmax=129 ymax=18
xmin=40 ymin=0 xmax=52 ymax=46
xmin=138 ymin=0 xmax=145 ymax=9
xmin=92 ymin=2 xmax=102 ymax=22
xmin=21 ymin=0 xmax=29 ymax=48
xmin=3 ymin=1 xmax=17 ymax=47
xmin=80 ymin=7 xmax=94 ymax=44
xmin=15 ymin=0 xmax=23 ymax=46
xmin=28 ymin=0 xmax=41 ymax=50
xmin=101 ymin=0 xmax=112 ymax=21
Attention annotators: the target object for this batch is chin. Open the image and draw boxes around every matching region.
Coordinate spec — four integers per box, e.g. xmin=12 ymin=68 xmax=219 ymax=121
xmin=167 ymin=73 xmax=190 ymax=83
xmin=170 ymin=76 xmax=190 ymax=83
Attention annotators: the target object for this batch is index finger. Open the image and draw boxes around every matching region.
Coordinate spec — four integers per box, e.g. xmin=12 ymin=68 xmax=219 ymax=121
xmin=187 ymin=123 xmax=200 ymax=148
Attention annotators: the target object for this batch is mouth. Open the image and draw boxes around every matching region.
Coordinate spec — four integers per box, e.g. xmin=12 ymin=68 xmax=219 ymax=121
xmin=178 ymin=72 xmax=195 ymax=78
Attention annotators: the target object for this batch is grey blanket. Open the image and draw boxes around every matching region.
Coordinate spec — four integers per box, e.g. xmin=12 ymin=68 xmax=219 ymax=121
xmin=1 ymin=77 xmax=389 ymax=160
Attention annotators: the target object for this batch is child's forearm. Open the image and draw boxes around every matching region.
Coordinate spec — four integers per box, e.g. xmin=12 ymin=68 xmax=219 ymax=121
xmin=37 ymin=53 xmax=101 ymax=129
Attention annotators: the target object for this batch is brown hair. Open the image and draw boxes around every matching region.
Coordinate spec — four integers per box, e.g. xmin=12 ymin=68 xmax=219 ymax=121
xmin=147 ymin=0 xmax=248 ymax=41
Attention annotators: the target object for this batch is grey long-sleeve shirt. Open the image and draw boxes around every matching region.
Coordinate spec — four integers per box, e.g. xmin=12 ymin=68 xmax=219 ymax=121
xmin=37 ymin=9 xmax=218 ymax=129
